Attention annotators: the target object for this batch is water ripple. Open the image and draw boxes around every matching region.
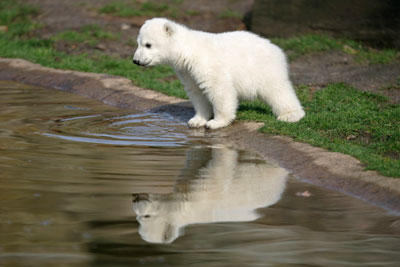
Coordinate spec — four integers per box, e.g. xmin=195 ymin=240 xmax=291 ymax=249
xmin=42 ymin=112 xmax=189 ymax=147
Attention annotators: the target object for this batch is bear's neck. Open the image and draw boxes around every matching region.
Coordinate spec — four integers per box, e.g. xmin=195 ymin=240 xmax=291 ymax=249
xmin=167 ymin=30 xmax=209 ymax=74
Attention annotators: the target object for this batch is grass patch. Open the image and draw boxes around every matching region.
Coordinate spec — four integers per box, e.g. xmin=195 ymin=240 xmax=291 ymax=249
xmin=99 ymin=1 xmax=176 ymax=18
xmin=271 ymin=35 xmax=342 ymax=60
xmin=0 ymin=1 xmax=399 ymax=177
xmin=0 ymin=0 xmax=39 ymax=36
xmin=238 ymin=84 xmax=400 ymax=177
xmin=218 ymin=9 xmax=242 ymax=19
xmin=51 ymin=25 xmax=116 ymax=47
xmin=185 ymin=10 xmax=201 ymax=16
xmin=356 ymin=48 xmax=399 ymax=65
xmin=272 ymin=34 xmax=399 ymax=63
xmin=0 ymin=36 xmax=186 ymax=98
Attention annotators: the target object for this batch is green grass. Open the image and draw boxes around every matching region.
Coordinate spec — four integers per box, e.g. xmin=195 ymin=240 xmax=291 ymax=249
xmin=1 ymin=0 xmax=399 ymax=177
xmin=99 ymin=1 xmax=174 ymax=18
xmin=218 ymin=9 xmax=242 ymax=19
xmin=238 ymin=84 xmax=400 ymax=177
xmin=1 ymin=36 xmax=186 ymax=97
xmin=272 ymin=35 xmax=399 ymax=63
xmin=51 ymin=25 xmax=116 ymax=46
xmin=185 ymin=10 xmax=201 ymax=16
xmin=0 ymin=0 xmax=39 ymax=36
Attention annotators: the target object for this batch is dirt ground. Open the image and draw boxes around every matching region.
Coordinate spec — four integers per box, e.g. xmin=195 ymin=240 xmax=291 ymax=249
xmin=26 ymin=0 xmax=400 ymax=102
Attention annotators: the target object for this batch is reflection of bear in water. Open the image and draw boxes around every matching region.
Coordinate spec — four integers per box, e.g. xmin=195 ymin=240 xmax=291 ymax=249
xmin=133 ymin=146 xmax=288 ymax=244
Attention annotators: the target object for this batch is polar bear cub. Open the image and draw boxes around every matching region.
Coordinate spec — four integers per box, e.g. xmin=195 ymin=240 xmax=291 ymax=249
xmin=133 ymin=18 xmax=305 ymax=129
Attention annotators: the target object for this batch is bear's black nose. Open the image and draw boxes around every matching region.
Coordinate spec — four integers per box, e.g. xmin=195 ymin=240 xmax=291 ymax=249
xmin=132 ymin=193 xmax=150 ymax=202
xmin=133 ymin=59 xmax=141 ymax=66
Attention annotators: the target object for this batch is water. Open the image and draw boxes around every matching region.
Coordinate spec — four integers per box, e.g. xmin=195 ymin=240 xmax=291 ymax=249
xmin=1 ymin=81 xmax=399 ymax=267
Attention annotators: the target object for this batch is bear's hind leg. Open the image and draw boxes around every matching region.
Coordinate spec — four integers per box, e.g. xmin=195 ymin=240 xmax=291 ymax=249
xmin=259 ymin=81 xmax=305 ymax=123
xmin=277 ymin=109 xmax=305 ymax=122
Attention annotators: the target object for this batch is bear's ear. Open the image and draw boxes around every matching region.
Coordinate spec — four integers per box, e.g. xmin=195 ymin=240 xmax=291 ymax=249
xmin=164 ymin=21 xmax=175 ymax=37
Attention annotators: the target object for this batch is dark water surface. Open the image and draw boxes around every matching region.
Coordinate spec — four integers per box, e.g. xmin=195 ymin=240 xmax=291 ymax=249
xmin=1 ymin=81 xmax=399 ymax=267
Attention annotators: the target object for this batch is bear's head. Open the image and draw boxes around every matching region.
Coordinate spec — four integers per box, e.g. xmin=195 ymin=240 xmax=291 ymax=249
xmin=133 ymin=18 xmax=177 ymax=67
xmin=132 ymin=193 xmax=182 ymax=244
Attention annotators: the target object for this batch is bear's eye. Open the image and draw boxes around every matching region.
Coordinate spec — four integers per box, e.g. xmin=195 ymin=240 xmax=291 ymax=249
xmin=145 ymin=43 xmax=152 ymax=49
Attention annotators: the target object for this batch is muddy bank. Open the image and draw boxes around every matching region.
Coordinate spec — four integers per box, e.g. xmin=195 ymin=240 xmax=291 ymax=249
xmin=1 ymin=57 xmax=399 ymax=213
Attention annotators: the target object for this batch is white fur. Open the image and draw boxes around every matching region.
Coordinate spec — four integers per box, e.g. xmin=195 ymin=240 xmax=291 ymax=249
xmin=133 ymin=18 xmax=305 ymax=129
xmin=132 ymin=146 xmax=288 ymax=244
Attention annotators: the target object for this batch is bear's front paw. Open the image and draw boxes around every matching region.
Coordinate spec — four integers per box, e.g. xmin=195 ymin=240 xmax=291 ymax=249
xmin=205 ymin=119 xmax=230 ymax=130
xmin=188 ymin=116 xmax=207 ymax=128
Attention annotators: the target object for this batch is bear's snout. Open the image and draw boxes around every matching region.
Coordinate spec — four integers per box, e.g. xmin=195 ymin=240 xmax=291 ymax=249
xmin=133 ymin=59 xmax=142 ymax=66
xmin=132 ymin=193 xmax=150 ymax=202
